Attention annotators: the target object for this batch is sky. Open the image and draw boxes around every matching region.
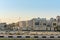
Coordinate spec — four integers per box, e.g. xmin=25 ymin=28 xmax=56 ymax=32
xmin=0 ymin=0 xmax=60 ymax=23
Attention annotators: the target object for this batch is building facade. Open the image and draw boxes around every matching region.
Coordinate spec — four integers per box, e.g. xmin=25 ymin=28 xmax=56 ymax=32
xmin=17 ymin=16 xmax=60 ymax=31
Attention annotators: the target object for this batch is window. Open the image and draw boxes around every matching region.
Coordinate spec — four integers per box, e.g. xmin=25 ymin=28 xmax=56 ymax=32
xmin=34 ymin=36 xmax=38 ymax=38
xmin=54 ymin=19 xmax=56 ymax=21
xmin=58 ymin=36 xmax=60 ymax=38
xmin=47 ymin=25 xmax=50 ymax=27
xmin=0 ymin=36 xmax=4 ymax=38
xmin=26 ymin=36 xmax=30 ymax=38
xmin=17 ymin=36 xmax=22 ymax=38
xmin=50 ymin=36 xmax=54 ymax=38
xmin=8 ymin=36 xmax=13 ymax=38
xmin=42 ymin=36 xmax=46 ymax=38
xmin=4 ymin=25 xmax=7 ymax=28
xmin=43 ymin=23 xmax=46 ymax=25
xmin=35 ymin=22 xmax=39 ymax=25
xmin=53 ymin=23 xmax=56 ymax=26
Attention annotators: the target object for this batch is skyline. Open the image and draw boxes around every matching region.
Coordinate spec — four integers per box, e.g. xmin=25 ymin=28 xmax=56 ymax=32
xmin=0 ymin=16 xmax=59 ymax=24
xmin=0 ymin=0 xmax=60 ymax=23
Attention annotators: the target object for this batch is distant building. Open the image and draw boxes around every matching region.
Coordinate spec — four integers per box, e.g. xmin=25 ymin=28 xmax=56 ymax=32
xmin=56 ymin=16 xmax=60 ymax=31
xmin=0 ymin=23 xmax=7 ymax=31
xmin=11 ymin=16 xmax=60 ymax=31
xmin=19 ymin=21 xmax=26 ymax=27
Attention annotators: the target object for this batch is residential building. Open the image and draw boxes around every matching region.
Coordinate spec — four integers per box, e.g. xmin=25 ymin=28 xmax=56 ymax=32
xmin=13 ymin=16 xmax=60 ymax=31
xmin=0 ymin=23 xmax=7 ymax=31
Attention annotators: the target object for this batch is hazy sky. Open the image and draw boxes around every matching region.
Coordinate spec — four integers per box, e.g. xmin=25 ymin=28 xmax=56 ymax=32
xmin=0 ymin=0 xmax=60 ymax=23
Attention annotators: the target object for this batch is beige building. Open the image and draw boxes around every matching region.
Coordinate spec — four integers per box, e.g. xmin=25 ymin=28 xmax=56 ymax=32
xmin=19 ymin=21 xmax=26 ymax=27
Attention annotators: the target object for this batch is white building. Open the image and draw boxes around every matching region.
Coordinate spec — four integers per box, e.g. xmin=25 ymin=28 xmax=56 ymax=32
xmin=17 ymin=16 xmax=60 ymax=31
xmin=31 ymin=18 xmax=41 ymax=31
